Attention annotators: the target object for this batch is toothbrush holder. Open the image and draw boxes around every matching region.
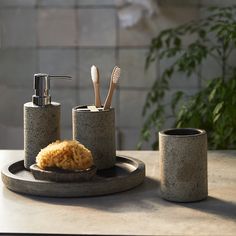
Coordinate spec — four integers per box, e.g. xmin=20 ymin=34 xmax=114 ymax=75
xmin=72 ymin=105 xmax=116 ymax=170
xmin=159 ymin=128 xmax=208 ymax=202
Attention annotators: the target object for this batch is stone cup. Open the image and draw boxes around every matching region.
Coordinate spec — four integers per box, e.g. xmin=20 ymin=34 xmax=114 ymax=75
xmin=159 ymin=128 xmax=208 ymax=202
xmin=72 ymin=105 xmax=116 ymax=170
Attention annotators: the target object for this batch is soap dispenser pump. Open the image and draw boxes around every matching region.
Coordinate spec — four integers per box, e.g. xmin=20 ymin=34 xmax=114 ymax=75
xmin=24 ymin=73 xmax=71 ymax=169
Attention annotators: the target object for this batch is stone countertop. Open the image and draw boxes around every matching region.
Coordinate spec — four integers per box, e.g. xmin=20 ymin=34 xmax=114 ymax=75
xmin=0 ymin=150 xmax=236 ymax=235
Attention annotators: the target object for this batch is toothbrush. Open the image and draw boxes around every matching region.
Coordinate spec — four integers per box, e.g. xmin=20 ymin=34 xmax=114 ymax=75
xmin=91 ymin=65 xmax=102 ymax=108
xmin=103 ymin=66 xmax=121 ymax=110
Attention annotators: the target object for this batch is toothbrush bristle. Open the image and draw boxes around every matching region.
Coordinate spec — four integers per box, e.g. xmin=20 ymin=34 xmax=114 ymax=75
xmin=91 ymin=65 xmax=98 ymax=83
xmin=112 ymin=66 xmax=121 ymax=84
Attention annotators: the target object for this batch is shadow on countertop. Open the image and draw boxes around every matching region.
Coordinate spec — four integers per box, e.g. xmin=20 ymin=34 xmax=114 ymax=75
xmin=3 ymin=177 xmax=236 ymax=220
xmin=177 ymin=196 xmax=236 ymax=220
xmin=3 ymin=176 xmax=162 ymax=213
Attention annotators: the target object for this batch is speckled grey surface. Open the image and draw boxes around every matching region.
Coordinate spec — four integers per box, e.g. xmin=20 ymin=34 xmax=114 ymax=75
xmin=72 ymin=106 xmax=116 ymax=170
xmin=24 ymin=102 xmax=60 ymax=169
xmin=1 ymin=150 xmax=236 ymax=235
xmin=159 ymin=128 xmax=208 ymax=202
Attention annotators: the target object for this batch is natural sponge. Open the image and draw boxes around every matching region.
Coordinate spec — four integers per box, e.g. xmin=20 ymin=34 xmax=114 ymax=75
xmin=36 ymin=140 xmax=94 ymax=171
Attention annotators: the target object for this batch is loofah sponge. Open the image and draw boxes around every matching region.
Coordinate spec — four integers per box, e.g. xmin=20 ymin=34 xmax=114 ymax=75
xmin=36 ymin=140 xmax=94 ymax=171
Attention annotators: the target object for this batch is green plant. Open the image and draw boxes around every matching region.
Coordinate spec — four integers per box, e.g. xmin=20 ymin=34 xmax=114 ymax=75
xmin=139 ymin=6 xmax=236 ymax=149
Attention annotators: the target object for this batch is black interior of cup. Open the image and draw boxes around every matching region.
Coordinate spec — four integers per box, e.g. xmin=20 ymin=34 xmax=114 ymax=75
xmin=75 ymin=105 xmax=87 ymax=110
xmin=164 ymin=129 xmax=201 ymax=136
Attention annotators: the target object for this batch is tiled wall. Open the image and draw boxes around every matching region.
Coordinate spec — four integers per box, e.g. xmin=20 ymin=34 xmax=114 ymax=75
xmin=0 ymin=0 xmax=234 ymax=149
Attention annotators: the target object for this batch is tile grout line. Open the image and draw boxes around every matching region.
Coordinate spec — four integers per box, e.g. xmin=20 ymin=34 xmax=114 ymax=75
xmin=35 ymin=1 xmax=40 ymax=73
xmin=75 ymin=6 xmax=80 ymax=106
xmin=0 ymin=5 xmax=117 ymax=10
xmin=115 ymin=6 xmax=121 ymax=149
xmin=0 ymin=45 xmax=152 ymax=49
xmin=198 ymin=0 xmax=203 ymax=91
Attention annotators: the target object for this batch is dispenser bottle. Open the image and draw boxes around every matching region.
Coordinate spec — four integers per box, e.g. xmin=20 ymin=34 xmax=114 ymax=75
xmin=24 ymin=73 xmax=71 ymax=169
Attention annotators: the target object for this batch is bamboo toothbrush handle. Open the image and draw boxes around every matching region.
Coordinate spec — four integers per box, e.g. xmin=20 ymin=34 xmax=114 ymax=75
xmin=104 ymin=84 xmax=116 ymax=110
xmin=93 ymin=83 xmax=102 ymax=107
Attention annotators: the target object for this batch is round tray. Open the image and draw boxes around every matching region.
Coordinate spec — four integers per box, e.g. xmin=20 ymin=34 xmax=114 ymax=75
xmin=1 ymin=155 xmax=145 ymax=197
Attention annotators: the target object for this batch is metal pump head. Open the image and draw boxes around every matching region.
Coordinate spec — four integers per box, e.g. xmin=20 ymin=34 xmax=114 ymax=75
xmin=32 ymin=73 xmax=71 ymax=106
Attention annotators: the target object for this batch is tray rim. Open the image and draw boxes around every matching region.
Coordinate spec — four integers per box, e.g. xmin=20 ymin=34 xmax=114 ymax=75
xmin=1 ymin=155 xmax=146 ymax=197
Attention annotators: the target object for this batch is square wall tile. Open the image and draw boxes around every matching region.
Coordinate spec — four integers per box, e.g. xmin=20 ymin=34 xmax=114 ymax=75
xmin=78 ymin=48 xmax=116 ymax=87
xmin=77 ymin=8 xmax=116 ymax=46
xmin=38 ymin=9 xmax=76 ymax=46
xmin=201 ymin=55 xmax=221 ymax=86
xmin=118 ymin=49 xmax=157 ymax=88
xmin=157 ymin=6 xmax=199 ymax=31
xmin=119 ymin=89 xmax=147 ymax=128
xmin=163 ymin=88 xmax=199 ymax=117
xmin=0 ymin=49 xmax=37 ymax=88
xmin=118 ymin=16 xmax=159 ymax=47
xmin=51 ymin=88 xmax=77 ymax=128
xmin=0 ymin=0 xmax=36 ymax=7
xmin=160 ymin=55 xmax=199 ymax=89
xmin=39 ymin=48 xmax=77 ymax=88
xmin=0 ymin=86 xmax=32 ymax=127
xmin=38 ymin=0 xmax=75 ymax=7
xmin=0 ymin=9 xmax=36 ymax=47
xmin=156 ymin=6 xmax=199 ymax=46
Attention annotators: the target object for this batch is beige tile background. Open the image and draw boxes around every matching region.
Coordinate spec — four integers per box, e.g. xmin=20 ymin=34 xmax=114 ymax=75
xmin=0 ymin=0 xmax=234 ymax=149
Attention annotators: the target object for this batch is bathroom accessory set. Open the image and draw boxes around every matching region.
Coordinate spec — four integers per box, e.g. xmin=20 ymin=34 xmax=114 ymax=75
xmin=2 ymin=65 xmax=209 ymax=201
xmin=1 ymin=65 xmax=145 ymax=197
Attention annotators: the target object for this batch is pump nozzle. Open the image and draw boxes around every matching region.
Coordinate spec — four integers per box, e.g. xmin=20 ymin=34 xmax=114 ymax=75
xmin=32 ymin=73 xmax=72 ymax=106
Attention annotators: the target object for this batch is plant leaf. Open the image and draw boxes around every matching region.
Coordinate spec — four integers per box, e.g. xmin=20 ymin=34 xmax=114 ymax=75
xmin=213 ymin=102 xmax=224 ymax=116
xmin=213 ymin=113 xmax=221 ymax=123
xmin=209 ymin=87 xmax=217 ymax=102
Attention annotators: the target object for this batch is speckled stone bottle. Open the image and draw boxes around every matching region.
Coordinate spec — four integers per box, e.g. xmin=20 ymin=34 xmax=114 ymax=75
xmin=24 ymin=73 xmax=66 ymax=169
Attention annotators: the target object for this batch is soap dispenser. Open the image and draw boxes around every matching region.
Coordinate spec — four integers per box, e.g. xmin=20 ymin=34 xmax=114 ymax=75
xmin=24 ymin=73 xmax=71 ymax=169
